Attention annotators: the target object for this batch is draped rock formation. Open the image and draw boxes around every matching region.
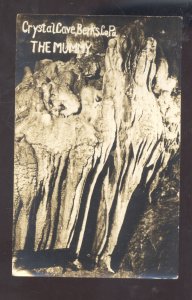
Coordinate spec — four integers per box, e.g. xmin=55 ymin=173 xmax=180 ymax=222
xmin=13 ymin=20 xmax=180 ymax=273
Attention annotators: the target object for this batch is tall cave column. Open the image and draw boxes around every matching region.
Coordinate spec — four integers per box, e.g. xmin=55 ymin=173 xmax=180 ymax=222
xmin=92 ymin=35 xmax=164 ymax=272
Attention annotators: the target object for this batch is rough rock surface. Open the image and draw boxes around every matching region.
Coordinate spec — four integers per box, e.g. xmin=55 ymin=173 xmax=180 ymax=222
xmin=13 ymin=21 xmax=180 ymax=274
xmin=120 ymin=156 xmax=179 ymax=277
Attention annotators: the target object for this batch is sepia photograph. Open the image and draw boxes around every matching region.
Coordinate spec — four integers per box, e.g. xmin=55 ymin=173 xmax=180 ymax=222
xmin=13 ymin=14 xmax=182 ymax=278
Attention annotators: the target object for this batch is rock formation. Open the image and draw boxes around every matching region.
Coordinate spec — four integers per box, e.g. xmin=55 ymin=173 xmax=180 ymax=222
xmin=13 ymin=20 xmax=180 ymax=274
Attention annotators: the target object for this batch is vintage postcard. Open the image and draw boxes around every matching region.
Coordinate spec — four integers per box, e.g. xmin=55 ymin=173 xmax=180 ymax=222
xmin=13 ymin=15 xmax=182 ymax=278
